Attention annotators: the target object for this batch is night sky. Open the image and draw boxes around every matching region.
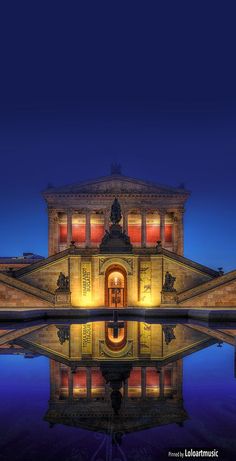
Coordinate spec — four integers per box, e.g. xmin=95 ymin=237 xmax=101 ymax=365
xmin=1 ymin=2 xmax=236 ymax=271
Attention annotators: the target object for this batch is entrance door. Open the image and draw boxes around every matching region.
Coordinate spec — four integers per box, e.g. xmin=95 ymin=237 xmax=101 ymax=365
xmin=107 ymin=271 xmax=125 ymax=308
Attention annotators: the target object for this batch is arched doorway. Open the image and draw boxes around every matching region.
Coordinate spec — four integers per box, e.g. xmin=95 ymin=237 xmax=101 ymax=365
xmin=105 ymin=265 xmax=127 ymax=308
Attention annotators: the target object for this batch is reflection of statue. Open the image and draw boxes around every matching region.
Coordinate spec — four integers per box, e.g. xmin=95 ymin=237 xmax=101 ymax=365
xmin=57 ymin=326 xmax=70 ymax=345
xmin=110 ymin=198 xmax=122 ymax=224
xmin=111 ymin=389 xmax=122 ymax=415
xmin=162 ymin=271 xmax=176 ymax=292
xmin=56 ymin=272 xmax=70 ymax=291
xmin=163 ymin=325 xmax=176 ymax=345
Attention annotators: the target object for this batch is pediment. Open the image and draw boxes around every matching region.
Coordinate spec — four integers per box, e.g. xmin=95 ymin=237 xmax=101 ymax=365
xmin=44 ymin=174 xmax=188 ymax=196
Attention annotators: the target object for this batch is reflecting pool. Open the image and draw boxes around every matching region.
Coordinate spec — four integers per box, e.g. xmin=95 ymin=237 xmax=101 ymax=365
xmin=0 ymin=318 xmax=236 ymax=461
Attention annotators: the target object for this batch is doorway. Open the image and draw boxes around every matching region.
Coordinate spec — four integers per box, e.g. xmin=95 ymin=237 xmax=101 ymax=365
xmin=105 ymin=266 xmax=127 ymax=308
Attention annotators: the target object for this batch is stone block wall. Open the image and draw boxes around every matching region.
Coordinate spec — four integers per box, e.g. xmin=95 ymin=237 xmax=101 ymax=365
xmin=180 ymin=280 xmax=236 ymax=307
xmin=20 ymin=259 xmax=68 ymax=294
xmin=0 ymin=283 xmax=52 ymax=307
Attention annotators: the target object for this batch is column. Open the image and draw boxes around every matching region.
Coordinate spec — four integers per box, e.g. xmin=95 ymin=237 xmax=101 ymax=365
xmin=173 ymin=212 xmax=179 ymax=253
xmin=104 ymin=209 xmax=110 ymax=231
xmin=86 ymin=367 xmax=92 ymax=399
xmin=123 ymin=210 xmax=128 ymax=233
xmin=141 ymin=366 xmax=146 ymax=399
xmin=67 ymin=210 xmax=73 ymax=247
xmin=159 ymin=367 xmax=164 ymax=399
xmin=141 ymin=211 xmax=146 ymax=247
xmin=160 ymin=210 xmax=165 ymax=246
xmin=176 ymin=209 xmax=184 ymax=255
xmin=123 ymin=378 xmax=128 ymax=402
xmin=68 ymin=368 xmax=74 ymax=400
xmin=48 ymin=209 xmax=59 ymax=256
xmin=85 ymin=211 xmax=91 ymax=247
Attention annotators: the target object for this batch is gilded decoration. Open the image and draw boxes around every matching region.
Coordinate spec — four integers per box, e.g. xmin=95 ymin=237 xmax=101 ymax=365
xmin=99 ymin=257 xmax=133 ymax=275
xmin=82 ymin=323 xmax=92 ymax=355
xmin=139 ymin=260 xmax=152 ymax=303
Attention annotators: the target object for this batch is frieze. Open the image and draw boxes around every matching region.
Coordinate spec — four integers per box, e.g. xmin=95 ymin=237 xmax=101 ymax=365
xmin=99 ymin=257 xmax=134 ymax=275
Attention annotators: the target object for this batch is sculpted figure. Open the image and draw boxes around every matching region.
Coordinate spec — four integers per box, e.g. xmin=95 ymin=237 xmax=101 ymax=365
xmin=56 ymin=272 xmax=70 ymax=291
xmin=163 ymin=271 xmax=176 ymax=292
xmin=110 ymin=197 xmax=122 ymax=224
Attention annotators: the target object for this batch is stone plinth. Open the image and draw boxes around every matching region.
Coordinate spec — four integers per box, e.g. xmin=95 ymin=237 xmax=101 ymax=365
xmin=161 ymin=290 xmax=177 ymax=306
xmin=55 ymin=290 xmax=71 ymax=307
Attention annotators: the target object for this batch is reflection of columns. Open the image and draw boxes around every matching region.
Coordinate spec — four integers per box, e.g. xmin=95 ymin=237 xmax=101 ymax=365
xmin=48 ymin=209 xmax=59 ymax=256
xmin=141 ymin=366 xmax=146 ymax=399
xmin=68 ymin=368 xmax=74 ymax=400
xmin=123 ymin=378 xmax=128 ymax=401
xmin=86 ymin=367 xmax=92 ymax=399
xmin=141 ymin=211 xmax=146 ymax=247
xmin=67 ymin=210 xmax=73 ymax=247
xmin=160 ymin=210 xmax=165 ymax=246
xmin=159 ymin=368 xmax=164 ymax=399
xmin=85 ymin=211 xmax=91 ymax=247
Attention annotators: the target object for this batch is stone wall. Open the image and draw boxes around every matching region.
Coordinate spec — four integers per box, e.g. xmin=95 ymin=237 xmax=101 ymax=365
xmin=20 ymin=258 xmax=68 ymax=294
xmin=0 ymin=283 xmax=52 ymax=307
xmin=162 ymin=257 xmax=212 ymax=293
xmin=179 ymin=279 xmax=236 ymax=307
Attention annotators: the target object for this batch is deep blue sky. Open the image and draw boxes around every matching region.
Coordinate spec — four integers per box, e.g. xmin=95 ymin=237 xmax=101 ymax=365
xmin=0 ymin=2 xmax=236 ymax=271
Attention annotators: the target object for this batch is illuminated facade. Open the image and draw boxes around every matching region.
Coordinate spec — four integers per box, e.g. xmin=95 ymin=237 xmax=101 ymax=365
xmin=0 ymin=167 xmax=236 ymax=308
xmin=1 ymin=320 xmax=232 ymax=435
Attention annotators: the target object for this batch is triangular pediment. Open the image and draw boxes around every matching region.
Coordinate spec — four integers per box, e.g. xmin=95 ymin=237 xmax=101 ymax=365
xmin=43 ymin=174 xmax=189 ymax=196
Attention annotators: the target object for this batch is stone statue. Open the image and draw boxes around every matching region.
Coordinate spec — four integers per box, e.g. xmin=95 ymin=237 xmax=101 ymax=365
xmin=163 ymin=325 xmax=176 ymax=345
xmin=56 ymin=272 xmax=70 ymax=291
xmin=57 ymin=326 xmax=70 ymax=345
xmin=162 ymin=271 xmax=176 ymax=292
xmin=110 ymin=197 xmax=122 ymax=224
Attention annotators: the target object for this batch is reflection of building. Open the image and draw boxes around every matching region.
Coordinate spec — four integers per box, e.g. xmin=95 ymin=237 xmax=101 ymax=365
xmin=2 ymin=320 xmax=221 ymax=434
xmin=1 ymin=319 xmax=236 ymax=436
xmin=1 ymin=167 xmax=236 ymax=308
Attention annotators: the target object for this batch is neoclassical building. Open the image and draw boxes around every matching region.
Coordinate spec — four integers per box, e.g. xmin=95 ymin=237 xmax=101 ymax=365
xmin=0 ymin=167 xmax=236 ymax=309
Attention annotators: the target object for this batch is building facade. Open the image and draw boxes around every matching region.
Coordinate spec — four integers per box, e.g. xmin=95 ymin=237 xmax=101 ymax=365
xmin=0 ymin=168 xmax=236 ymax=309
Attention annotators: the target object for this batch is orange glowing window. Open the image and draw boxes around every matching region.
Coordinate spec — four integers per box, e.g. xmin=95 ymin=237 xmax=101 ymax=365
xmin=165 ymin=214 xmax=173 ymax=243
xmin=128 ymin=214 xmax=141 ymax=244
xmin=91 ymin=214 xmax=105 ymax=244
xmin=146 ymin=367 xmax=159 ymax=387
xmin=74 ymin=369 xmax=87 ymax=388
xmin=146 ymin=213 xmax=160 ymax=244
xmin=59 ymin=213 xmax=67 ymax=243
xmin=60 ymin=368 xmax=69 ymax=387
xmin=72 ymin=215 xmax=86 ymax=243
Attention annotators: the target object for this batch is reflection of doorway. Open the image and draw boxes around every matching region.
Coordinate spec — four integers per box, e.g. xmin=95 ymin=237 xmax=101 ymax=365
xmin=105 ymin=266 xmax=127 ymax=308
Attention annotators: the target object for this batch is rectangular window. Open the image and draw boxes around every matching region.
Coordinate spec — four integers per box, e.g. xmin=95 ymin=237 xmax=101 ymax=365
xmin=59 ymin=213 xmax=67 ymax=243
xmin=128 ymin=214 xmax=141 ymax=245
xmin=72 ymin=214 xmax=86 ymax=243
xmin=128 ymin=367 xmax=141 ymax=397
xmin=91 ymin=214 xmax=105 ymax=244
xmin=146 ymin=213 xmax=160 ymax=244
xmin=165 ymin=214 xmax=173 ymax=243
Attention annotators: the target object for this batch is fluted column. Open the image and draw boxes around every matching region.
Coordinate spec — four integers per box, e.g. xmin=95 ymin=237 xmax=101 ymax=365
xmin=123 ymin=210 xmax=128 ymax=233
xmin=85 ymin=211 xmax=91 ymax=247
xmin=159 ymin=367 xmax=164 ymax=399
xmin=68 ymin=368 xmax=74 ymax=400
xmin=141 ymin=211 xmax=146 ymax=247
xmin=176 ymin=209 xmax=184 ymax=255
xmin=86 ymin=367 xmax=92 ymax=399
xmin=67 ymin=210 xmax=73 ymax=247
xmin=160 ymin=210 xmax=165 ymax=247
xmin=48 ymin=209 xmax=59 ymax=256
xmin=104 ymin=209 xmax=110 ymax=231
xmin=141 ymin=366 xmax=146 ymax=399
